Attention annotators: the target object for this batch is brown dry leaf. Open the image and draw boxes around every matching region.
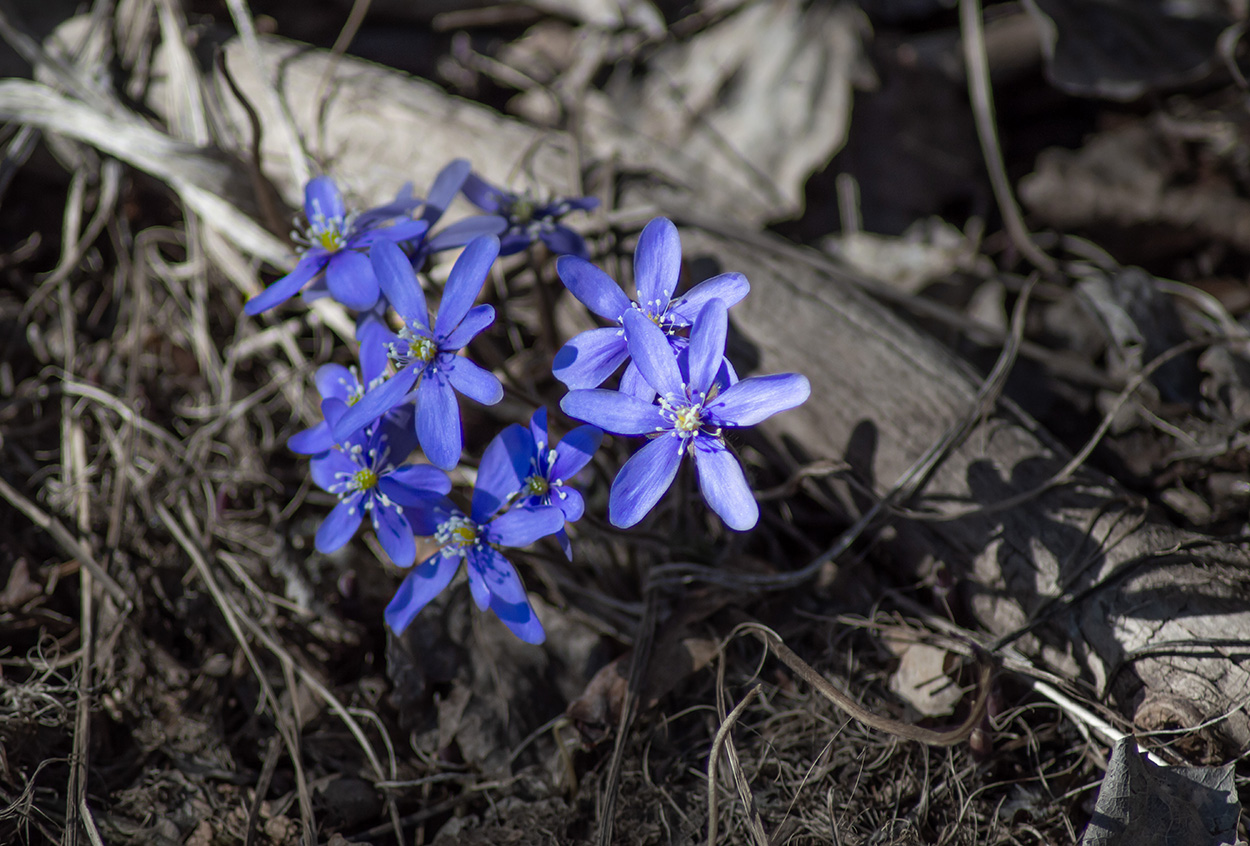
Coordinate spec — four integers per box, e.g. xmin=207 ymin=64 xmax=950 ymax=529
xmin=0 ymin=560 xmax=43 ymax=610
xmin=885 ymin=637 xmax=964 ymax=718
xmin=566 ymin=633 xmax=720 ymax=744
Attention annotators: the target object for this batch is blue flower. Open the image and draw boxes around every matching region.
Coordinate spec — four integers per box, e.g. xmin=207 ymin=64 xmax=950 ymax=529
xmin=552 ymin=217 xmax=749 ymax=398
xmin=560 ymin=300 xmax=810 ymax=531
xmin=288 ymin=341 xmax=392 ymax=457
xmin=331 ymin=237 xmax=504 ymax=470
xmin=355 ymin=160 xmax=507 ymax=341
xmin=475 ymin=407 xmax=602 ymax=559
xmin=245 ymin=176 xmax=427 ymax=314
xmin=461 ymin=172 xmax=598 ymax=259
xmin=309 ymin=411 xmax=451 ymax=567
xmin=383 ymin=493 xmax=565 ymax=643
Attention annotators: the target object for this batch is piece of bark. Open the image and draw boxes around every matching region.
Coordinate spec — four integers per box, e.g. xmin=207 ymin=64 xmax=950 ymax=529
xmin=138 ymin=33 xmax=1250 ymax=752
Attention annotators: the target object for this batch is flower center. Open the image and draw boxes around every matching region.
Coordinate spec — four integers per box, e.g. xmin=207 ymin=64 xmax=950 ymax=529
xmin=352 ymin=468 xmax=378 ymax=490
xmin=672 ymin=403 xmax=704 ymax=433
xmin=525 ymin=474 xmax=550 ymax=497
xmin=436 ymin=515 xmax=480 ymax=549
xmin=388 ymin=326 xmax=438 ymax=370
xmin=507 ymin=192 xmax=537 ymax=225
xmin=315 ymin=225 xmax=346 ymax=253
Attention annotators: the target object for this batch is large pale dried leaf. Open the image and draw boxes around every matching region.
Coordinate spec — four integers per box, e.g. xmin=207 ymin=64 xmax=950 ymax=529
xmin=582 ymin=0 xmax=869 ymax=223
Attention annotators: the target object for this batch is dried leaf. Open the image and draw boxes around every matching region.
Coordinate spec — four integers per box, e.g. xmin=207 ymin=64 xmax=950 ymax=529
xmin=1080 ymin=736 xmax=1242 ymax=846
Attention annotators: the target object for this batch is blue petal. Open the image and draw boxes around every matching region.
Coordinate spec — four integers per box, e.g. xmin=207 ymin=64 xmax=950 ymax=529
xmin=484 ymin=505 xmax=563 ymax=547
xmin=498 ymin=232 xmax=532 ymax=256
xmin=668 ymin=272 xmax=750 ymax=321
xmin=417 ymin=371 xmax=461 ymax=470
xmin=365 ymin=216 xmax=430 ymax=242
xmin=331 ymin=365 xmax=420 ymax=443
xmin=706 ymin=373 xmax=811 ymax=427
xmin=405 ymin=495 xmax=455 ymax=536
xmin=490 ymin=594 xmax=545 ymax=644
xmin=549 ymin=424 xmax=602 ymax=480
xmin=560 ymin=388 xmax=664 ymax=436
xmin=360 ymin=329 xmax=391 ymax=386
xmin=608 ymin=434 xmax=683 ymax=528
xmin=381 ymin=464 xmax=451 ymax=500
xmin=693 ymin=438 xmax=757 ymax=531
xmin=446 ymin=356 xmax=502 ymax=405
xmin=633 ymin=217 xmax=681 ymax=311
xmin=555 ymin=256 xmax=630 ymax=320
xmin=426 ymin=215 xmax=508 ymax=252
xmin=473 ymin=424 xmax=531 ymax=520
xmin=355 ymin=182 xmax=421 ymax=228
xmin=372 ymin=241 xmax=428 ymax=326
xmin=373 ymin=503 xmax=417 ymax=566
xmin=467 ymin=546 xmax=529 ymax=606
xmin=305 ymin=176 xmax=345 ymax=222
xmin=288 ymin=422 xmax=333 ymax=456
xmin=552 ymin=328 xmax=629 ymax=389
xmin=619 ymin=361 xmax=655 ymax=403
xmin=436 ymin=236 xmax=499 ymax=339
xmin=541 ymin=227 xmax=589 ymax=259
xmin=310 ymin=449 xmax=356 ymax=491
xmin=687 ymin=300 xmax=728 ymax=395
xmin=441 ymin=304 xmax=494 ymax=350
xmin=245 ymin=254 xmax=324 ymax=315
xmin=325 ymin=250 xmax=379 ymax=310
xmin=554 ymin=487 xmax=585 ymax=523
xmin=623 ymin=309 xmax=684 ymax=398
xmin=467 ymin=559 xmax=491 ymax=609
xmin=315 ymin=496 xmax=364 ymax=552
xmin=461 ymin=172 xmax=509 ymax=213
xmin=384 ymin=551 xmax=461 ymax=634
xmin=315 ymin=363 xmax=357 ymax=402
xmin=355 ymin=218 xmax=429 ymax=247
xmin=424 ymin=159 xmax=470 ymax=221
xmin=528 ymin=407 xmax=549 ymax=450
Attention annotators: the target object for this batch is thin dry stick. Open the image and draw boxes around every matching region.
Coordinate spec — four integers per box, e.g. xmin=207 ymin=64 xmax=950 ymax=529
xmin=60 ymin=260 xmax=91 ymax=846
xmin=906 ymin=335 xmax=1224 ymax=523
xmin=730 ymin=621 xmax=992 ymax=747
xmin=596 ymin=588 xmax=660 ymax=846
xmin=713 ymin=646 xmax=769 ymax=846
xmin=313 ymin=0 xmax=374 ymax=105
xmin=223 ymin=0 xmax=310 ymax=187
xmin=706 ymin=685 xmax=762 ymax=846
xmin=960 ymin=0 xmax=1056 ymax=275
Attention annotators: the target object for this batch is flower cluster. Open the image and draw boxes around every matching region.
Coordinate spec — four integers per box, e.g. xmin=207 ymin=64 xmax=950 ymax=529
xmin=557 ymin=224 xmax=810 ymax=531
xmin=246 ymin=167 xmax=806 ymax=643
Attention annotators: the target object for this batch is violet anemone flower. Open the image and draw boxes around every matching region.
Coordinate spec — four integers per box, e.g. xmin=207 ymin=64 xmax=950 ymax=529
xmin=331 ymin=237 xmax=503 ymax=470
xmin=355 ymin=160 xmax=507 ymax=341
xmin=384 ymin=493 xmax=564 ymax=643
xmin=309 ymin=410 xmax=450 ymax=567
xmin=475 ymin=407 xmax=602 ymax=559
xmin=552 ymin=216 xmax=748 ymax=399
xmin=461 ymin=172 xmax=598 ymax=259
xmin=245 ymin=176 xmax=427 ymax=314
xmin=288 ymin=338 xmax=392 ymax=457
xmin=560 ymin=300 xmax=810 ymax=531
